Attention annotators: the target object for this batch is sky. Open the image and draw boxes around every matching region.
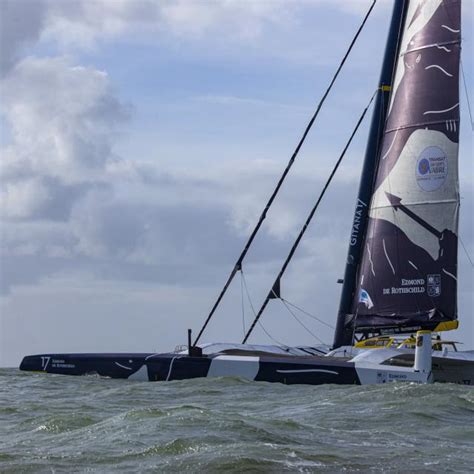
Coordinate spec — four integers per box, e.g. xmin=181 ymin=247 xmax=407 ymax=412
xmin=0 ymin=0 xmax=472 ymax=367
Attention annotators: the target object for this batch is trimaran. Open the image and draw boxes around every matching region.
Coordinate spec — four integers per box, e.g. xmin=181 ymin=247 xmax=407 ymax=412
xmin=20 ymin=0 xmax=474 ymax=385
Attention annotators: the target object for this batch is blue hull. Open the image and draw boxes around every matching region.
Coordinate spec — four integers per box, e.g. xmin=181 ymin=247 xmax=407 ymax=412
xmin=20 ymin=352 xmax=360 ymax=385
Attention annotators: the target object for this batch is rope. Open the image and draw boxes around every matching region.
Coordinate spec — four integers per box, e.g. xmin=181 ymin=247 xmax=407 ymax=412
xmin=241 ymin=270 xmax=258 ymax=317
xmin=241 ymin=271 xmax=288 ymax=347
xmin=460 ymin=235 xmax=474 ymax=268
xmin=240 ymin=271 xmax=246 ymax=338
xmin=280 ymin=298 xmax=335 ymax=329
xmin=258 ymin=320 xmax=287 ymax=348
xmin=280 ymin=299 xmax=328 ymax=345
xmin=193 ymin=0 xmax=378 ymax=345
xmin=461 ymin=60 xmax=474 ymax=131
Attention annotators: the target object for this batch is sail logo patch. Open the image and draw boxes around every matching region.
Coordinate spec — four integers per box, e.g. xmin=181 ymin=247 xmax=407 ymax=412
xmin=427 ymin=274 xmax=441 ymax=297
xmin=416 ymin=146 xmax=447 ymax=191
xmin=350 ymin=199 xmax=367 ymax=246
xmin=359 ymin=289 xmax=374 ymax=309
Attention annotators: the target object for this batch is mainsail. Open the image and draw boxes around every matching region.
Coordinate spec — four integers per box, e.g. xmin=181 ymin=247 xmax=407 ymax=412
xmin=349 ymin=0 xmax=461 ymax=334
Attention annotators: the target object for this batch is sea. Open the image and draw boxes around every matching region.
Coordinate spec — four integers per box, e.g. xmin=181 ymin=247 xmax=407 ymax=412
xmin=1 ymin=369 xmax=473 ymax=473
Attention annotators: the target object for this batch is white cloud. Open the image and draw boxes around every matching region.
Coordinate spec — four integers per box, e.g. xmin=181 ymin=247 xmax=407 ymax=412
xmin=2 ymin=0 xmax=289 ymax=62
xmin=1 ymin=0 xmax=386 ymax=73
xmin=0 ymin=56 xmax=129 ymax=226
xmin=0 ymin=55 xmax=132 ymax=273
xmin=158 ymin=0 xmax=294 ymax=40
xmin=1 ymin=176 xmax=50 ymax=219
xmin=42 ymin=0 xmax=159 ymax=49
xmin=0 ymin=52 xmax=326 ymax=294
xmin=2 ymin=56 xmax=128 ymax=180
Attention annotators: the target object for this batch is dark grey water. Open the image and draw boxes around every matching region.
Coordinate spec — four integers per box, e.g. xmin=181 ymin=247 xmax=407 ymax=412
xmin=1 ymin=369 xmax=473 ymax=473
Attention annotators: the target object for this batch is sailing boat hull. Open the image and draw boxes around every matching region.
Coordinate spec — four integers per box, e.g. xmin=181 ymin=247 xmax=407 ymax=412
xmin=20 ymin=353 xmax=361 ymax=384
xmin=21 ymin=348 xmax=456 ymax=385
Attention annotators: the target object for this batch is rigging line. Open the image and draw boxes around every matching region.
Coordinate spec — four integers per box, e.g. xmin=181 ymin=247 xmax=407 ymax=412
xmin=241 ymin=270 xmax=288 ymax=347
xmin=352 ymin=307 xmax=360 ymax=342
xmin=459 ymin=235 xmax=474 ymax=268
xmin=240 ymin=270 xmax=258 ymax=317
xmin=258 ymin=319 xmax=287 ymax=348
xmin=460 ymin=61 xmax=474 ymax=131
xmin=193 ymin=0 xmax=378 ymax=345
xmin=242 ymin=90 xmax=378 ymax=344
xmin=280 ymin=298 xmax=328 ymax=345
xmin=280 ymin=298 xmax=335 ymax=330
xmin=240 ymin=271 xmax=246 ymax=338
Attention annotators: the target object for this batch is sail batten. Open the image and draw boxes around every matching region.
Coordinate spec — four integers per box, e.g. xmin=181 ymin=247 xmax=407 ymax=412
xmin=345 ymin=0 xmax=461 ymax=336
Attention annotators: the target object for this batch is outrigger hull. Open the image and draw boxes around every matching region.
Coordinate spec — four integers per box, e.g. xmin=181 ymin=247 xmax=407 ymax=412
xmin=20 ymin=352 xmax=361 ymax=385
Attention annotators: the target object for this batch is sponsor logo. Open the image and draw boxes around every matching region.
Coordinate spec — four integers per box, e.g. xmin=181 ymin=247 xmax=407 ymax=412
xmin=383 ymin=278 xmax=426 ymax=295
xmin=350 ymin=199 xmax=367 ymax=246
xmin=416 ymin=146 xmax=448 ymax=191
xmin=388 ymin=373 xmax=408 ymax=380
xmin=376 ymin=372 xmax=386 ymax=383
xmin=418 ymin=158 xmax=430 ymax=175
xmin=359 ymin=289 xmax=374 ymax=309
xmin=427 ymin=274 xmax=441 ymax=297
xmin=376 ymin=372 xmax=408 ymax=383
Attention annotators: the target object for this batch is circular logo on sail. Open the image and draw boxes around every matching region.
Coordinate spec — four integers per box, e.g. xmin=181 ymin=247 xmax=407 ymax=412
xmin=416 ymin=146 xmax=448 ymax=191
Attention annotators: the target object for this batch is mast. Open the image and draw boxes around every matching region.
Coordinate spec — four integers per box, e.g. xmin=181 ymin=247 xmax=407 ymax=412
xmin=333 ymin=0 xmax=408 ymax=348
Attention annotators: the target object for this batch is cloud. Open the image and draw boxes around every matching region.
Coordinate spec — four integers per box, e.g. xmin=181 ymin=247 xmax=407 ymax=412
xmin=0 ymin=0 xmax=386 ymax=75
xmin=0 ymin=52 xmax=355 ymax=298
xmin=0 ymin=52 xmax=323 ymax=294
xmin=1 ymin=56 xmax=128 ymax=222
xmin=0 ymin=55 xmax=131 ymax=288
xmin=41 ymin=0 xmax=374 ymax=47
xmin=158 ymin=0 xmax=294 ymax=40
xmin=2 ymin=56 xmax=128 ymax=178
xmin=41 ymin=0 xmax=159 ymax=49
xmin=0 ymin=0 xmax=47 ymax=74
xmin=1 ymin=0 xmax=290 ymax=65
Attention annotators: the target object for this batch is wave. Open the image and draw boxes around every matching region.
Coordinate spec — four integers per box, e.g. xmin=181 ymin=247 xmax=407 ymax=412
xmin=1 ymin=369 xmax=473 ymax=472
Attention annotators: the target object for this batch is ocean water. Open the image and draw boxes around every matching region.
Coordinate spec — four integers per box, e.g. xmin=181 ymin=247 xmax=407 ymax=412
xmin=1 ymin=369 xmax=473 ymax=473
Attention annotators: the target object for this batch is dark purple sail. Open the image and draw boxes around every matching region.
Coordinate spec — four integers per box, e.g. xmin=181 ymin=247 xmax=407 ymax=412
xmin=351 ymin=0 xmax=461 ymax=333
